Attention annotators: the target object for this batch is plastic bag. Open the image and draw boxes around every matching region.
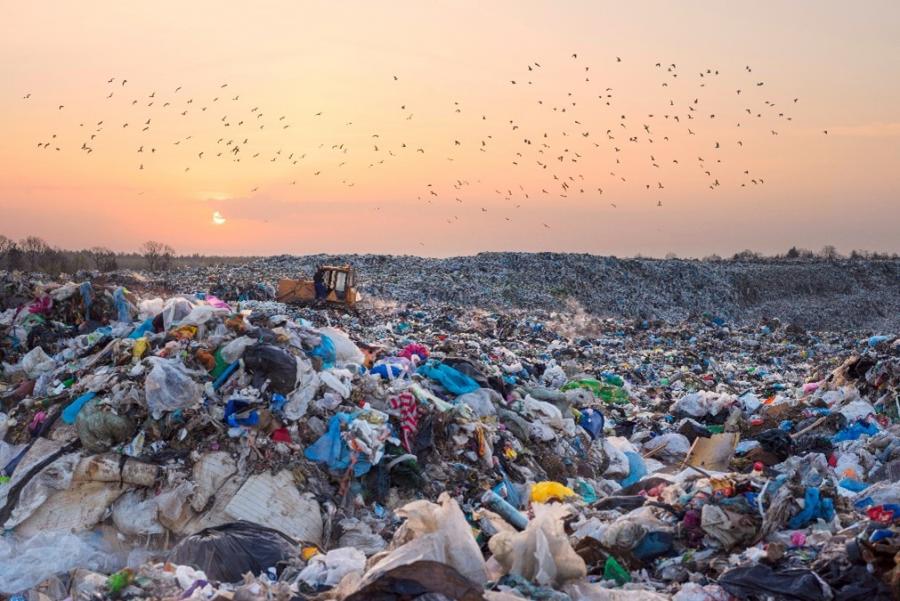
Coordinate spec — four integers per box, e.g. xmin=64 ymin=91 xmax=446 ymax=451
xmin=417 ymin=361 xmax=480 ymax=395
xmin=530 ymin=481 xmax=577 ymax=504
xmin=243 ymin=345 xmax=298 ymax=394
xmin=385 ymin=492 xmax=488 ymax=585
xmin=283 ymin=356 xmax=320 ymax=420
xmin=719 ymin=565 xmax=833 ymax=601
xmin=619 ymin=452 xmax=647 ymax=487
xmin=19 ymin=346 xmax=56 ymax=378
xmin=320 ymin=369 xmax=353 ymax=399
xmin=219 ymin=335 xmax=256 ymax=363
xmin=642 ymin=433 xmax=691 ymax=461
xmin=0 ymin=531 xmax=123 ymax=594
xmin=111 ymin=490 xmax=165 ymax=536
xmin=144 ymin=357 xmax=202 ymax=418
xmin=457 ymin=388 xmax=501 ymax=417
xmin=138 ymin=297 xmax=164 ymax=319
xmin=75 ymin=401 xmax=135 ymax=452
xmin=488 ymin=502 xmax=586 ymax=586
xmin=113 ymin=287 xmax=132 ymax=323
xmin=308 ymin=334 xmax=336 ymax=368
xmin=305 ymin=413 xmax=372 ymax=476
xmin=160 ymin=297 xmax=194 ymax=329
xmin=298 ymin=547 xmax=366 ymax=587
xmin=167 ymin=521 xmax=298 ymax=583
xmin=318 ymin=327 xmax=365 ymax=366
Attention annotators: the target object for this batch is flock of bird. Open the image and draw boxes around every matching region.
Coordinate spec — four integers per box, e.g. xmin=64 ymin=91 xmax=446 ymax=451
xmin=23 ymin=54 xmax=819 ymax=230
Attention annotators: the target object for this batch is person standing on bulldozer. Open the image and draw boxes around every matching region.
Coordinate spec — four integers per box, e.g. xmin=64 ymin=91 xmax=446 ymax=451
xmin=313 ymin=266 xmax=327 ymax=300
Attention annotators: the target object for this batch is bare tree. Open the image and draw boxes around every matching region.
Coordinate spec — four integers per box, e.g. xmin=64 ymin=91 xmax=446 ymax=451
xmin=87 ymin=246 xmax=118 ymax=272
xmin=819 ymin=245 xmax=841 ymax=260
xmin=140 ymin=241 xmax=175 ymax=272
xmin=18 ymin=236 xmax=51 ymax=271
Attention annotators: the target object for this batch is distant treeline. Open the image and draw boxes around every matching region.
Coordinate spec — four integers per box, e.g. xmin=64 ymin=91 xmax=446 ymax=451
xmin=0 ymin=235 xmax=257 ymax=275
xmin=0 ymin=235 xmax=896 ymax=276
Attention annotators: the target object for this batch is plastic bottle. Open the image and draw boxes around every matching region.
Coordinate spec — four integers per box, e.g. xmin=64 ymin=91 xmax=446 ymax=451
xmin=481 ymin=490 xmax=528 ymax=530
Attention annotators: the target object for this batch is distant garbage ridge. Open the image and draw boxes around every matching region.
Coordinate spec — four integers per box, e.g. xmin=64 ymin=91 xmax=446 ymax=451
xmin=175 ymin=254 xmax=900 ymax=331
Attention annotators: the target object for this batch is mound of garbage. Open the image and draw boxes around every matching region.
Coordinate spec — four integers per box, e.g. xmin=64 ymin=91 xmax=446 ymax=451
xmin=1 ymin=269 xmax=899 ymax=600
xmin=169 ymin=253 xmax=900 ymax=331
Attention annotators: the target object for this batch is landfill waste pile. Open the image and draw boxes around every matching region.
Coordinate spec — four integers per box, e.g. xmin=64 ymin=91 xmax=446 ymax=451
xmin=0 ymin=266 xmax=899 ymax=600
xmin=168 ymin=253 xmax=900 ymax=331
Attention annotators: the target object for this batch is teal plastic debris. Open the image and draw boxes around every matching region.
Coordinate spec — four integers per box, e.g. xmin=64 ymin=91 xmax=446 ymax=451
xmin=619 ymin=451 xmax=647 ymax=488
xmin=417 ymin=361 xmax=479 ymax=395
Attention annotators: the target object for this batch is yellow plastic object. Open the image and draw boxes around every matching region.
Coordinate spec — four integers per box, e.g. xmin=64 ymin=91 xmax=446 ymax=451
xmin=132 ymin=338 xmax=149 ymax=361
xmin=530 ymin=481 xmax=577 ymax=503
xmin=301 ymin=546 xmax=319 ymax=561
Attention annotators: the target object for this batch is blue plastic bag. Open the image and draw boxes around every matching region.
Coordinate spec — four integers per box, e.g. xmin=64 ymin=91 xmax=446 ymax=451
xmin=307 ymin=334 xmax=336 ymax=369
xmin=839 ymin=478 xmax=869 ymax=493
xmin=128 ymin=318 xmax=155 ymax=339
xmin=79 ymin=282 xmax=94 ymax=320
xmin=224 ymin=399 xmax=259 ymax=427
xmin=788 ymin=487 xmax=835 ymax=528
xmin=304 ymin=413 xmax=372 ymax=476
xmin=113 ymin=287 xmax=131 ymax=322
xmin=833 ymin=420 xmax=879 ymax=442
xmin=62 ymin=391 xmax=96 ymax=424
xmin=579 ymin=408 xmax=605 ymax=440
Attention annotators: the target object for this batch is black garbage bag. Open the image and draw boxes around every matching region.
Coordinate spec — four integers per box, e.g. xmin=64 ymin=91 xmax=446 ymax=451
xmin=243 ymin=344 xmax=298 ymax=394
xmin=167 ymin=521 xmax=297 ymax=582
xmin=756 ymin=429 xmax=794 ymax=462
xmin=344 ymin=560 xmax=483 ymax=601
xmin=817 ymin=562 xmax=892 ymax=601
xmin=719 ymin=565 xmax=832 ymax=601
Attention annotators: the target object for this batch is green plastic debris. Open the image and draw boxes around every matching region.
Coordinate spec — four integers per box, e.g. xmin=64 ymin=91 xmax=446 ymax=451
xmin=209 ymin=348 xmax=229 ymax=379
xmin=106 ymin=569 xmax=133 ymax=596
xmin=602 ymin=373 xmax=625 ymax=387
xmin=603 ymin=556 xmax=631 ymax=586
xmin=707 ymin=425 xmax=725 ymax=434
xmin=562 ymin=378 xmax=630 ymax=404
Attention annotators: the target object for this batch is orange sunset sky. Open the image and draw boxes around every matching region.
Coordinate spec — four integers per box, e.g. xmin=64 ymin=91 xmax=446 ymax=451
xmin=2 ymin=1 xmax=898 ymax=257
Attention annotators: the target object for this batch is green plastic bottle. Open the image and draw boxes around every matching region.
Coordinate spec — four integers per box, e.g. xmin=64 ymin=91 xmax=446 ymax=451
xmin=603 ymin=556 xmax=631 ymax=586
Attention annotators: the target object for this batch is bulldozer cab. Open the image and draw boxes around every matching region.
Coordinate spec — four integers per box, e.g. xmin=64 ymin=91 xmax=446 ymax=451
xmin=277 ymin=264 xmax=359 ymax=308
xmin=317 ymin=265 xmax=357 ymax=304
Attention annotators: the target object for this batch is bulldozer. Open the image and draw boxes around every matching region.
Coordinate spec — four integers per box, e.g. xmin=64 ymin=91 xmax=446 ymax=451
xmin=276 ymin=264 xmax=360 ymax=308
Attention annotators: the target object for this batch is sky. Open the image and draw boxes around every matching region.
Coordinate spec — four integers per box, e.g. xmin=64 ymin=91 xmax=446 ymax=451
xmin=1 ymin=1 xmax=899 ymax=257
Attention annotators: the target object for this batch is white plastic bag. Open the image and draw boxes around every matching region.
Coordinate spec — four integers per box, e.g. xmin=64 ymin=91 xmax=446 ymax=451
xmin=457 ymin=388 xmax=500 ymax=417
xmin=220 ymin=335 xmax=256 ymax=363
xmin=0 ymin=531 xmax=122 ymax=594
xmin=488 ymin=502 xmax=586 ymax=586
xmin=318 ymin=327 xmax=365 ymax=366
xmin=112 ymin=490 xmax=165 ymax=536
xmin=20 ymin=346 xmax=56 ymax=378
xmin=138 ymin=297 xmax=165 ymax=319
xmin=298 ymin=547 xmax=366 ymax=587
xmin=320 ymin=369 xmax=353 ymax=399
xmin=375 ymin=492 xmax=489 ymax=585
xmin=144 ymin=357 xmax=202 ymax=418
